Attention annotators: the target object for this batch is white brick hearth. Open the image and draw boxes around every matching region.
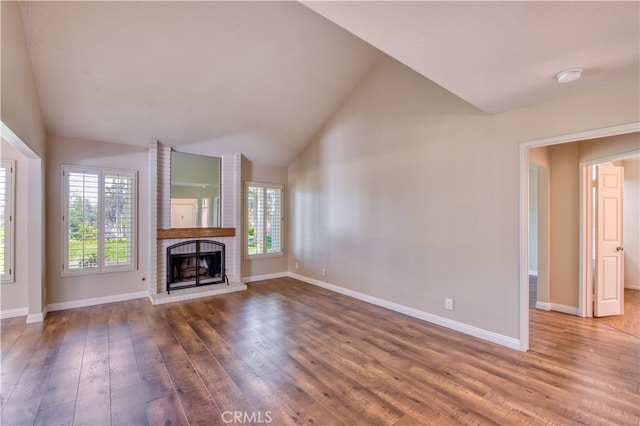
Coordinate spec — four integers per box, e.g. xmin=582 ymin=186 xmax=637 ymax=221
xmin=147 ymin=142 xmax=246 ymax=305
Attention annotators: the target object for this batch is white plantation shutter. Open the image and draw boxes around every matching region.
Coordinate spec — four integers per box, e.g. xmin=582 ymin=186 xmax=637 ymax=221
xmin=63 ymin=166 xmax=137 ymax=275
xmin=247 ymin=186 xmax=264 ymax=255
xmin=266 ymin=187 xmax=282 ymax=254
xmin=103 ymin=172 xmax=135 ymax=267
xmin=67 ymin=170 xmax=100 ymax=270
xmin=246 ymin=183 xmax=283 ymax=258
xmin=0 ymin=161 xmax=14 ymax=282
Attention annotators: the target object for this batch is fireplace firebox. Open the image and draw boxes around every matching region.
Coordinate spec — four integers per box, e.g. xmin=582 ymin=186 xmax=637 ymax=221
xmin=166 ymin=240 xmax=227 ymax=293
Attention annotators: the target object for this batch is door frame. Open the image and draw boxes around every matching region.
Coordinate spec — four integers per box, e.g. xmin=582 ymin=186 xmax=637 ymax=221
xmin=518 ymin=122 xmax=639 ymax=351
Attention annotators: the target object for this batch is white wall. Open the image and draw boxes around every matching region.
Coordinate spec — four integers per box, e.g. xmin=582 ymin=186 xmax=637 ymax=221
xmin=0 ymin=140 xmax=29 ymax=313
xmin=1 ymin=2 xmax=46 ymax=157
xmin=288 ymin=55 xmax=639 ymax=342
xmin=241 ymin=156 xmax=288 ymax=281
xmin=1 ymin=1 xmax=47 ymax=321
xmin=46 ymin=136 xmax=149 ymax=305
xmin=623 ymin=157 xmax=640 ymax=289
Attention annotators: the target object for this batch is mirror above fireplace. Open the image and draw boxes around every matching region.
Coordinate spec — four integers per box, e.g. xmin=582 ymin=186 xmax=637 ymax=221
xmin=170 ymin=151 xmax=221 ymax=228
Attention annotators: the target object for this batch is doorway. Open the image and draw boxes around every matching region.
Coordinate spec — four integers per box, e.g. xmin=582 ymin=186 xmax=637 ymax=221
xmin=518 ymin=123 xmax=640 ymax=351
xmin=580 ymin=155 xmax=638 ymax=317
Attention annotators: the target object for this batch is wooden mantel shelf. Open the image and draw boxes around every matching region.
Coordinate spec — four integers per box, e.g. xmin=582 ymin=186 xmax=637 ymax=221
xmin=157 ymin=228 xmax=236 ymax=240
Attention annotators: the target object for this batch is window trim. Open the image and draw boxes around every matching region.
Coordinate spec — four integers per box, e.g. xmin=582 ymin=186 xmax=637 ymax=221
xmin=244 ymin=181 xmax=284 ymax=260
xmin=62 ymin=165 xmax=138 ymax=276
xmin=1 ymin=160 xmax=15 ymax=283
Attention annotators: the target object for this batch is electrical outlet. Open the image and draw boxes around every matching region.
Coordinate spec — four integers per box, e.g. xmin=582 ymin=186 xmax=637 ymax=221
xmin=445 ymin=298 xmax=454 ymax=311
xmin=295 ymin=262 xmax=299 ymax=270
xmin=322 ymin=268 xmax=326 ymax=276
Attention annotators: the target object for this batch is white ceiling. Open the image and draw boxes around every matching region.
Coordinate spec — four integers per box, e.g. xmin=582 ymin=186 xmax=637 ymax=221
xmin=18 ymin=1 xmax=379 ymax=166
xmin=303 ymin=1 xmax=640 ymax=114
xmin=15 ymin=1 xmax=640 ymax=166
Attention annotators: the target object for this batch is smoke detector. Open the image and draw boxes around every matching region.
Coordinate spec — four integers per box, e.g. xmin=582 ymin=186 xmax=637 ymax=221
xmin=556 ymin=68 xmax=582 ymax=83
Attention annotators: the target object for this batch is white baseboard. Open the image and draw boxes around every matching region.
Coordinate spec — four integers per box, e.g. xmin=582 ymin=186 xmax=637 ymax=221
xmin=549 ymin=303 xmax=579 ymax=316
xmin=625 ymin=282 xmax=640 ymax=290
xmin=535 ymin=301 xmax=551 ymax=311
xmin=48 ymin=290 xmax=148 ymax=312
xmin=287 ymin=272 xmax=522 ymax=351
xmin=528 ymin=270 xmax=538 ymax=277
xmin=241 ymin=272 xmax=288 ymax=284
xmin=0 ymin=307 xmax=28 ymax=319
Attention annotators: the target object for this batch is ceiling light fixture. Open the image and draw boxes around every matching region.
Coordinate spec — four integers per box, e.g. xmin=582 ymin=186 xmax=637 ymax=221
xmin=556 ymin=68 xmax=582 ymax=83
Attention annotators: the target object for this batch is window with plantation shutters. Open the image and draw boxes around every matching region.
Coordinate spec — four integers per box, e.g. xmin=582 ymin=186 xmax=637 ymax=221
xmin=103 ymin=172 xmax=134 ymax=267
xmin=246 ymin=182 xmax=284 ymax=258
xmin=1 ymin=161 xmax=14 ymax=283
xmin=62 ymin=166 xmax=137 ymax=275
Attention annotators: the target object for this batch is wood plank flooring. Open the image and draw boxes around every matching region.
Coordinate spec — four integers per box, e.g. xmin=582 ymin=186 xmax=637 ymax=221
xmin=1 ymin=277 xmax=638 ymax=425
xmin=595 ymin=289 xmax=640 ymax=337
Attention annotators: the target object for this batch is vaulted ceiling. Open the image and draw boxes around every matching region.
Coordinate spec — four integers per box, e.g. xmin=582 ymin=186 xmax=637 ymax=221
xmin=15 ymin=1 xmax=640 ymax=166
xmin=303 ymin=1 xmax=640 ymax=114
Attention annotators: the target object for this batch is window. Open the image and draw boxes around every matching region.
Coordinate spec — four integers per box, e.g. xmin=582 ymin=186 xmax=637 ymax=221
xmin=1 ymin=161 xmax=15 ymax=283
xmin=62 ymin=166 xmax=137 ymax=275
xmin=246 ymin=182 xmax=283 ymax=258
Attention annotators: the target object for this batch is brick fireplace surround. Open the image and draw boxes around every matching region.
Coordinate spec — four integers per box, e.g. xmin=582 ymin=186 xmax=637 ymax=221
xmin=147 ymin=142 xmax=246 ymax=305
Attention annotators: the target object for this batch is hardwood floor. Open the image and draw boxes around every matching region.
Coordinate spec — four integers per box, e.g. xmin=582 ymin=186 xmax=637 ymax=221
xmin=1 ymin=277 xmax=638 ymax=425
xmin=595 ymin=289 xmax=640 ymax=337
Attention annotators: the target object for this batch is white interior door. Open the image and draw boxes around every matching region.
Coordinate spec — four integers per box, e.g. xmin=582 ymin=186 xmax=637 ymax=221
xmin=594 ymin=165 xmax=624 ymax=317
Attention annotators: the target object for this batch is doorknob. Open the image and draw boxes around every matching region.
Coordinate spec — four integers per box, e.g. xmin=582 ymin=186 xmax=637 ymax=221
xmin=616 ymin=246 xmax=624 ymax=251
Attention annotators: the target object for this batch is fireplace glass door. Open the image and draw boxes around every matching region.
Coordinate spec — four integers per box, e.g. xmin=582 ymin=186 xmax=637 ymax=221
xmin=166 ymin=240 xmax=225 ymax=293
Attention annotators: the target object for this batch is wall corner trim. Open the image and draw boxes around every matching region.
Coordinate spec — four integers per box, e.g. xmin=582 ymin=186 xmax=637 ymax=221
xmin=26 ymin=309 xmax=46 ymax=323
xmin=287 ymin=272 xmax=523 ymax=351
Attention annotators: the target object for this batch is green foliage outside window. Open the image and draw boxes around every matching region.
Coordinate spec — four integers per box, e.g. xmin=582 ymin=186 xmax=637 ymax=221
xmin=65 ymin=168 xmax=135 ymax=272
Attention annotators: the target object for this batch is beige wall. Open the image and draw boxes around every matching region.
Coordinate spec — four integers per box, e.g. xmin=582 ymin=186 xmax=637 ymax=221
xmin=622 ymin=157 xmax=639 ymax=289
xmin=288 ymin=55 xmax=639 ymax=340
xmin=529 ymin=167 xmax=538 ymax=273
xmin=46 ymin=136 xmax=149 ymax=304
xmin=580 ymin=133 xmax=639 ymax=163
xmin=0 ymin=140 xmax=29 ymax=311
xmin=289 ymin=56 xmax=515 ymax=336
xmin=241 ymin=156 xmax=288 ymax=280
xmin=548 ymin=143 xmax=581 ymax=308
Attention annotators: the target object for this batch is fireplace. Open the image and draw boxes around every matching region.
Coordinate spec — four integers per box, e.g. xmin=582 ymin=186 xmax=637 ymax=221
xmin=166 ymin=240 xmax=227 ymax=293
